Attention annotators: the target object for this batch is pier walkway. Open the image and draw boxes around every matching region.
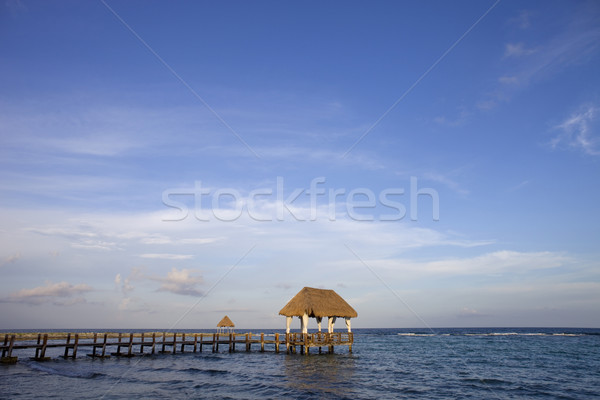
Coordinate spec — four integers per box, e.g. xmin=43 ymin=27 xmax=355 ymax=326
xmin=1 ymin=331 xmax=353 ymax=364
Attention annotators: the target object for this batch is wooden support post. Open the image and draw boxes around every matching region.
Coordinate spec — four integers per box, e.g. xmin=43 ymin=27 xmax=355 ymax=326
xmin=232 ymin=333 xmax=236 ymax=352
xmin=212 ymin=333 xmax=217 ymax=353
xmin=111 ymin=332 xmax=123 ymax=356
xmin=1 ymin=335 xmax=17 ymax=364
xmin=1 ymin=335 xmax=7 ymax=358
xmin=92 ymin=333 xmax=98 ymax=357
xmin=35 ymin=333 xmax=42 ymax=359
xmin=127 ymin=333 xmax=133 ymax=357
xmin=8 ymin=335 xmax=15 ymax=358
xmin=41 ymin=334 xmax=49 ymax=359
xmin=193 ymin=334 xmax=198 ymax=353
xmin=64 ymin=333 xmax=71 ymax=358
xmin=228 ymin=333 xmax=233 ymax=353
xmin=161 ymin=332 xmax=167 ymax=353
xmin=116 ymin=332 xmax=123 ymax=356
xmin=151 ymin=333 xmax=156 ymax=354
xmin=260 ymin=333 xmax=265 ymax=352
xmin=181 ymin=333 xmax=186 ymax=353
xmin=101 ymin=333 xmax=107 ymax=357
xmin=88 ymin=332 xmax=105 ymax=358
xmin=140 ymin=332 xmax=145 ymax=354
xmin=72 ymin=334 xmax=79 ymax=358
xmin=275 ymin=333 xmax=279 ymax=353
xmin=172 ymin=333 xmax=177 ymax=354
xmin=304 ymin=333 xmax=309 ymax=356
xmin=246 ymin=333 xmax=250 ymax=352
xmin=199 ymin=334 xmax=204 ymax=352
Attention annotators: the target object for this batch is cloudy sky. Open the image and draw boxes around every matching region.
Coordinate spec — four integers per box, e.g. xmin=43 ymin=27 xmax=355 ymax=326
xmin=1 ymin=0 xmax=599 ymax=329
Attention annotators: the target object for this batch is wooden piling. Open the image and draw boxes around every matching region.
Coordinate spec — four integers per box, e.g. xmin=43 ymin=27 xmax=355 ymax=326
xmin=127 ymin=333 xmax=133 ymax=357
xmin=1 ymin=335 xmax=17 ymax=364
xmin=41 ymin=334 xmax=49 ymax=359
xmin=72 ymin=334 xmax=79 ymax=358
xmin=1 ymin=335 xmax=8 ymax=358
xmin=33 ymin=333 xmax=50 ymax=361
xmin=63 ymin=333 xmax=71 ymax=358
xmin=101 ymin=333 xmax=108 ymax=357
xmin=140 ymin=332 xmax=145 ymax=354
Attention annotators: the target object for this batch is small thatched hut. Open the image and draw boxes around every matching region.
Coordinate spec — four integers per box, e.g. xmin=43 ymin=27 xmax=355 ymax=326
xmin=279 ymin=287 xmax=357 ymax=334
xmin=217 ymin=315 xmax=235 ymax=333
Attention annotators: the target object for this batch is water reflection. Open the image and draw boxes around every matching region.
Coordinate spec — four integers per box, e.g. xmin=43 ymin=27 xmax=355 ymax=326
xmin=284 ymin=353 xmax=357 ymax=397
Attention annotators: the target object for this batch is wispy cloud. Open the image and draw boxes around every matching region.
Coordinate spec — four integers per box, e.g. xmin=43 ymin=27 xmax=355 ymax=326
xmin=498 ymin=75 xmax=519 ymax=85
xmin=1 ymin=252 xmax=21 ymax=267
xmin=2 ymin=281 xmax=93 ymax=306
xmin=138 ymin=235 xmax=222 ymax=245
xmin=420 ymin=250 xmax=569 ymax=275
xmin=421 ymin=171 xmax=470 ymax=196
xmin=480 ymin=8 xmax=600 ymax=110
xmin=508 ymin=10 xmax=532 ymax=29
xmin=348 ymin=250 xmax=569 ymax=277
xmin=457 ymin=307 xmax=489 ymax=318
xmin=508 ymin=180 xmax=530 ymax=192
xmin=504 ymin=42 xmax=537 ymax=58
xmin=550 ymin=104 xmax=599 ymax=156
xmin=139 ymin=253 xmax=194 ymax=260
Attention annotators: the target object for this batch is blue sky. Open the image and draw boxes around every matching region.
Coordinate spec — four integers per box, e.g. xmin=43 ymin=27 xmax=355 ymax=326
xmin=1 ymin=0 xmax=599 ymax=329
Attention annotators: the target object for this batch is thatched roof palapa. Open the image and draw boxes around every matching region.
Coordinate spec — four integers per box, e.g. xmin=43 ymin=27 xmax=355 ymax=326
xmin=217 ymin=315 xmax=235 ymax=328
xmin=278 ymin=287 xmax=358 ymax=318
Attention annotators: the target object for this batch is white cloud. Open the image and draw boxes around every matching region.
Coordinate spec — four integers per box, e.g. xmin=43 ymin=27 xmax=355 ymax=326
xmin=504 ymin=42 xmax=537 ymax=57
xmin=155 ymin=267 xmax=204 ymax=297
xmin=508 ymin=180 xmax=530 ymax=192
xmin=1 ymin=252 xmax=21 ymax=267
xmin=421 ymin=171 xmax=470 ymax=196
xmin=423 ymin=250 xmax=569 ymax=274
xmin=3 ymin=281 xmax=93 ymax=305
xmin=457 ymin=307 xmax=489 ymax=318
xmin=480 ymin=12 xmax=600 ymax=110
xmin=509 ymin=10 xmax=532 ymax=29
xmin=139 ymin=253 xmax=194 ymax=260
xmin=345 ymin=250 xmax=570 ymax=278
xmin=551 ymin=104 xmax=599 ymax=156
xmin=118 ymin=297 xmax=131 ymax=311
xmin=498 ymin=76 xmax=519 ymax=85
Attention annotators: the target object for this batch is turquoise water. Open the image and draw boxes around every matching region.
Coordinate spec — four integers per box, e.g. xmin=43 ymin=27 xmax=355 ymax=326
xmin=1 ymin=328 xmax=599 ymax=399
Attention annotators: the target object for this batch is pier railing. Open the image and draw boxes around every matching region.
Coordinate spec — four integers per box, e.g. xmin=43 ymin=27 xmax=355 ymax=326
xmin=0 ymin=331 xmax=353 ymax=363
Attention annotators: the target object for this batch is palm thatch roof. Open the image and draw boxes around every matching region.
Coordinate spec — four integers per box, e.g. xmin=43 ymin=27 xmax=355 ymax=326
xmin=217 ymin=315 xmax=235 ymax=327
xmin=279 ymin=287 xmax=358 ymax=318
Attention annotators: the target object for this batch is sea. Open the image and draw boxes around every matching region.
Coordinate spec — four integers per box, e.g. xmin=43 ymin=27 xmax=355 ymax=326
xmin=1 ymin=327 xmax=599 ymax=399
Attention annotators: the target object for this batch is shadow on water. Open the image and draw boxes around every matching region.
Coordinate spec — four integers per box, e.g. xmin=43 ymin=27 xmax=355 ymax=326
xmin=283 ymin=353 xmax=357 ymax=398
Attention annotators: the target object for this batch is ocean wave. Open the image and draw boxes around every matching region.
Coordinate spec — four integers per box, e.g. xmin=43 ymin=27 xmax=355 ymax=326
xmin=397 ymin=332 xmax=590 ymax=337
xmin=26 ymin=361 xmax=104 ymax=379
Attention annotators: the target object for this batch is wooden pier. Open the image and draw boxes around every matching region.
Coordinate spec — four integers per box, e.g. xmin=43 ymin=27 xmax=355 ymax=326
xmin=0 ymin=331 xmax=353 ymax=364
